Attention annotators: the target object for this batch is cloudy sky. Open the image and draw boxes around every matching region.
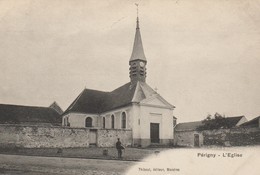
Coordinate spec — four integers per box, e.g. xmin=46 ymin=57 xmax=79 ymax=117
xmin=0 ymin=0 xmax=259 ymax=122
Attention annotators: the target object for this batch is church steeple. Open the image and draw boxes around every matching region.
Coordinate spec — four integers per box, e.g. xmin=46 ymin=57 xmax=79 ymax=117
xmin=129 ymin=17 xmax=146 ymax=62
xmin=129 ymin=5 xmax=147 ymax=84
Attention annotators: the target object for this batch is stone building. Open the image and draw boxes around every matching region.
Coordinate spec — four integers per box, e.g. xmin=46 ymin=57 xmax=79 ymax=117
xmin=62 ymin=16 xmax=175 ymax=147
xmin=174 ymin=116 xmax=247 ymax=147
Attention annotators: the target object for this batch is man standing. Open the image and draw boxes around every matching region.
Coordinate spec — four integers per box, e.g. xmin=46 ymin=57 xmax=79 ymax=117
xmin=116 ymin=138 xmax=124 ymax=158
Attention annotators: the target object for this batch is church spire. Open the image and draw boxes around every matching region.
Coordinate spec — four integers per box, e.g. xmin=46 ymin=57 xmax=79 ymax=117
xmin=129 ymin=4 xmax=147 ymax=84
xmin=129 ymin=4 xmax=146 ymax=62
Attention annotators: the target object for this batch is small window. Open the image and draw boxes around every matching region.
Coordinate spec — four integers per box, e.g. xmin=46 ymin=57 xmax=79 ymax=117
xmin=85 ymin=117 xmax=92 ymax=127
xmin=64 ymin=117 xmax=69 ymax=126
xmin=111 ymin=115 xmax=115 ymax=129
xmin=103 ymin=117 xmax=106 ymax=128
xmin=121 ymin=112 xmax=126 ymax=129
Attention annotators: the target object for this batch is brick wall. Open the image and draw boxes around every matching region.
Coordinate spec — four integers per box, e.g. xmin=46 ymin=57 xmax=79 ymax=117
xmin=0 ymin=124 xmax=132 ymax=148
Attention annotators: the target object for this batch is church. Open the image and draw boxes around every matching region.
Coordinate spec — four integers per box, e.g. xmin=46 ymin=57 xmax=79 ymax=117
xmin=62 ymin=15 xmax=175 ymax=147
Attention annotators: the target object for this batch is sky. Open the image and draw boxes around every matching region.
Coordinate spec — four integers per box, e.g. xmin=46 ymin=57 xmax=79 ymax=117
xmin=0 ymin=0 xmax=260 ymax=122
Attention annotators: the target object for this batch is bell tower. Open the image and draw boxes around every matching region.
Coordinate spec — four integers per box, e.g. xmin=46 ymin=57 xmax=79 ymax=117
xmin=129 ymin=5 xmax=147 ymax=84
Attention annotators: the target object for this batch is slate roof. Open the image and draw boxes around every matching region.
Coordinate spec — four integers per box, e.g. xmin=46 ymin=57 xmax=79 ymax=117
xmin=175 ymin=121 xmax=203 ymax=131
xmin=175 ymin=116 xmax=245 ymax=131
xmin=49 ymin=101 xmax=63 ymax=114
xmin=65 ymin=82 xmax=138 ymax=114
xmin=130 ymin=18 xmax=146 ymax=62
xmin=0 ymin=103 xmax=61 ymax=125
xmin=240 ymin=116 xmax=260 ymax=127
xmin=223 ymin=116 xmax=245 ymax=127
xmin=64 ymin=81 xmax=173 ymax=115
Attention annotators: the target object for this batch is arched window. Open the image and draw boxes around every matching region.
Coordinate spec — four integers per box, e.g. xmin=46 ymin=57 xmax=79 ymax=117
xmin=121 ymin=112 xmax=126 ymax=129
xmin=103 ymin=117 xmax=106 ymax=128
xmin=85 ymin=117 xmax=92 ymax=127
xmin=111 ymin=115 xmax=115 ymax=129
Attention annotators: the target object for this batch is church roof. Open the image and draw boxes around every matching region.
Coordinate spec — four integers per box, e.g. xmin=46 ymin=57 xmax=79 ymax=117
xmin=64 ymin=82 xmax=137 ymax=114
xmin=130 ymin=17 xmax=146 ymax=62
xmin=64 ymin=81 xmax=173 ymax=115
xmin=0 ymin=103 xmax=61 ymax=125
xmin=65 ymin=88 xmax=109 ymax=114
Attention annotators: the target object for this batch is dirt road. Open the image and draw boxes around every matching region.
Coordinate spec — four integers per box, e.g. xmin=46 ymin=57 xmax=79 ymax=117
xmin=0 ymin=154 xmax=137 ymax=175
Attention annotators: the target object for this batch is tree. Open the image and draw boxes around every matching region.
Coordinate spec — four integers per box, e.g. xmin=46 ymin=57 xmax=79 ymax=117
xmin=197 ymin=113 xmax=227 ymax=130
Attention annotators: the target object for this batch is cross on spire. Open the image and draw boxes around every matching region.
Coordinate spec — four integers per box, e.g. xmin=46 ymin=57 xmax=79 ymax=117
xmin=135 ymin=3 xmax=139 ymax=18
xmin=135 ymin=3 xmax=139 ymax=29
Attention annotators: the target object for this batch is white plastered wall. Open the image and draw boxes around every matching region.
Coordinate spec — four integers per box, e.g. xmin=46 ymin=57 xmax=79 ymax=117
xmin=138 ymin=105 xmax=173 ymax=140
xmin=131 ymin=104 xmax=141 ymax=139
xmin=62 ymin=113 xmax=99 ymax=128
xmin=100 ymin=106 xmax=133 ymax=129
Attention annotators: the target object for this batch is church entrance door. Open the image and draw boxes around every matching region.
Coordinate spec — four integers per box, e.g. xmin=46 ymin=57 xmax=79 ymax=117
xmin=150 ymin=123 xmax=160 ymax=143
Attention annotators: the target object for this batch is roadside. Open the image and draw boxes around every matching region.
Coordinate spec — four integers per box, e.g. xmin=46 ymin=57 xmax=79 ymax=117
xmin=1 ymin=146 xmax=259 ymax=175
xmin=0 ymin=147 xmax=174 ymax=161
xmin=1 ymin=145 xmax=257 ymax=161
xmin=0 ymin=154 xmax=136 ymax=175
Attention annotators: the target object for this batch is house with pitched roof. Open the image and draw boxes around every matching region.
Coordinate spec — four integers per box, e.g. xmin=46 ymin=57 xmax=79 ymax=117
xmin=174 ymin=116 xmax=247 ymax=147
xmin=240 ymin=116 xmax=260 ymax=128
xmin=62 ymin=16 xmax=175 ymax=147
xmin=0 ymin=102 xmax=62 ymax=126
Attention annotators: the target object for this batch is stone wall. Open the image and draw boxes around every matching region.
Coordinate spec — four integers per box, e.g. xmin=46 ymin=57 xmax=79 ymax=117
xmin=0 ymin=124 xmax=90 ymax=148
xmin=174 ymin=127 xmax=260 ymax=147
xmin=174 ymin=131 xmax=203 ymax=147
xmin=0 ymin=124 xmax=132 ymax=148
xmin=97 ymin=129 xmax=132 ymax=147
xmin=203 ymin=127 xmax=260 ymax=146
